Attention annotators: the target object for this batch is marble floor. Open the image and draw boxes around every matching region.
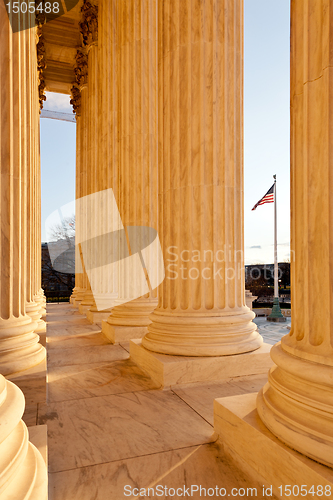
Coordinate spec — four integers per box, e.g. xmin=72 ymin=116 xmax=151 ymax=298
xmin=254 ymin=316 xmax=291 ymax=345
xmin=32 ymin=304 xmax=278 ymax=499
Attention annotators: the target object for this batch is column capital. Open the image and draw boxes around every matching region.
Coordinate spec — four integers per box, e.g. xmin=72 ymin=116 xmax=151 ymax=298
xmin=70 ymin=84 xmax=81 ymax=116
xmin=79 ymin=0 xmax=98 ymax=47
xmin=36 ymin=23 xmax=46 ymax=110
xmin=74 ymin=49 xmax=88 ymax=87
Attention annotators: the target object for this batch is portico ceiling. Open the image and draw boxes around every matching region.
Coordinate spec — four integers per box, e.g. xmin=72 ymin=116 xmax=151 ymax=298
xmin=42 ymin=0 xmax=83 ymax=95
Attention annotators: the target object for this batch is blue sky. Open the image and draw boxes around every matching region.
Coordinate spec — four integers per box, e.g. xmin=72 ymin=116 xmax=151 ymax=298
xmin=40 ymin=0 xmax=291 ymax=264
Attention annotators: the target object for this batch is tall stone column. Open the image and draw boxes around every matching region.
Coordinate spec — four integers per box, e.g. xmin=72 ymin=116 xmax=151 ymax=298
xmin=72 ymin=49 xmax=89 ymax=309
xmin=0 ymin=5 xmax=45 ymax=376
xmin=142 ymin=0 xmax=261 ymax=356
xmin=70 ymin=86 xmax=85 ymax=306
xmin=79 ymin=0 xmax=118 ymax=323
xmin=26 ymin=20 xmax=45 ymax=334
xmin=102 ymin=0 xmax=159 ymax=342
xmin=34 ymin=53 xmax=46 ymax=320
xmin=90 ymin=0 xmax=120 ymax=324
xmin=257 ymin=0 xmax=333 ymax=467
xmin=78 ymin=0 xmax=99 ymax=316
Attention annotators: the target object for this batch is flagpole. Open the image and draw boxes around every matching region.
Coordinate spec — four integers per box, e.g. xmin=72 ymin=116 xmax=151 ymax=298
xmin=267 ymin=174 xmax=286 ymax=322
xmin=274 ymin=174 xmax=278 ymax=298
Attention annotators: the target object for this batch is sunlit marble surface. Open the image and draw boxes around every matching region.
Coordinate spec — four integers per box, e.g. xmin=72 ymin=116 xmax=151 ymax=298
xmin=172 ymin=374 xmax=268 ymax=425
xmin=50 ymin=442 xmax=273 ymax=500
xmin=48 ymin=359 xmax=160 ymax=402
xmin=254 ymin=317 xmax=291 ymax=345
xmin=43 ymin=304 xmax=277 ymax=499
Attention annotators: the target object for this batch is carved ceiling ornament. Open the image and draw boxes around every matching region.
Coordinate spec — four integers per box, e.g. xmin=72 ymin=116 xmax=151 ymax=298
xmin=70 ymin=84 xmax=81 ymax=116
xmin=79 ymin=0 xmax=98 ymax=47
xmin=74 ymin=49 xmax=88 ymax=87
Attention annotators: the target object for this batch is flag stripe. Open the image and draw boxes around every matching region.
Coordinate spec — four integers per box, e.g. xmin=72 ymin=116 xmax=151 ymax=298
xmin=252 ymin=184 xmax=275 ymax=211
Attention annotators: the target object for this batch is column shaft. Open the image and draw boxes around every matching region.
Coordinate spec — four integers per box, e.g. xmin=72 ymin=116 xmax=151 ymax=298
xmin=91 ymin=0 xmax=121 ymax=320
xmin=71 ymin=111 xmax=85 ymax=305
xmin=103 ymin=0 xmax=158 ymax=338
xmin=257 ymin=0 xmax=333 ymax=467
xmin=78 ymin=44 xmax=98 ymax=312
xmin=0 ymin=6 xmax=45 ymax=376
xmin=142 ymin=0 xmax=261 ymax=356
xmin=78 ymin=0 xmax=99 ymax=314
xmin=72 ymin=47 xmax=89 ymax=307
xmin=25 ymin=16 xmax=42 ymax=330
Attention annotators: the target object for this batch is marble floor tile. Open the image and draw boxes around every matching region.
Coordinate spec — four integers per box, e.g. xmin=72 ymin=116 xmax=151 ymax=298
xmin=47 ymin=331 xmax=108 ymax=350
xmin=47 ymin=344 xmax=128 ymax=368
xmin=38 ymin=390 xmax=214 ymax=473
xmin=49 ymin=442 xmax=273 ymax=500
xmin=119 ymin=341 xmax=130 ymax=352
xmin=47 ymin=322 xmax=101 ymax=336
xmin=172 ymin=374 xmax=268 ymax=425
xmin=47 ymin=359 xmax=161 ymax=402
xmin=227 ymin=373 xmax=269 ymax=393
xmin=12 ymin=375 xmax=46 ymax=405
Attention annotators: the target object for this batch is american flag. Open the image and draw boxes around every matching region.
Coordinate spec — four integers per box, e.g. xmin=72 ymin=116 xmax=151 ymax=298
xmin=252 ymin=184 xmax=275 ymax=211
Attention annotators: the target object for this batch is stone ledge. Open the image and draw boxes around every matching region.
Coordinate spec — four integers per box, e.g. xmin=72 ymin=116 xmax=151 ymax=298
xmin=86 ymin=310 xmax=111 ymax=326
xmin=130 ymin=340 xmax=273 ymax=387
xmin=214 ymin=393 xmax=333 ymax=499
xmin=78 ymin=304 xmax=92 ymax=315
xmin=102 ymin=322 xmax=148 ymax=344
xmin=71 ymin=299 xmax=82 ymax=308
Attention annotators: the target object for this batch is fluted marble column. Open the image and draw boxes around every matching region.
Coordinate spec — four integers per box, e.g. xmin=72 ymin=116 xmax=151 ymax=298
xmin=102 ymin=0 xmax=158 ymax=340
xmin=142 ymin=0 xmax=261 ymax=356
xmin=78 ymin=81 xmax=90 ymax=305
xmin=70 ymin=88 xmax=85 ymax=306
xmin=257 ymin=0 xmax=333 ymax=468
xmin=86 ymin=2 xmax=118 ymax=323
xmin=26 ymin=21 xmax=45 ymax=334
xmin=72 ymin=49 xmax=89 ymax=309
xmin=78 ymin=0 xmax=99 ymax=315
xmin=34 ymin=116 xmax=46 ymax=319
xmin=0 ymin=5 xmax=45 ymax=376
xmin=91 ymin=0 xmax=120 ymax=321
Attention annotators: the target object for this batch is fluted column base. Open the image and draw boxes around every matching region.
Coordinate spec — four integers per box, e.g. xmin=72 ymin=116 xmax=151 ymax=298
xmin=71 ymin=288 xmax=86 ymax=308
xmin=102 ymin=297 xmax=158 ymax=344
xmin=142 ymin=307 xmax=263 ymax=357
xmin=26 ymin=300 xmax=45 ymax=335
xmin=86 ymin=296 xmax=114 ymax=325
xmin=245 ymin=290 xmax=257 ymax=310
xmin=69 ymin=287 xmax=79 ymax=304
xmin=0 ymin=375 xmax=47 ymax=498
xmin=0 ymin=316 xmax=46 ymax=377
xmin=32 ymin=295 xmax=46 ymax=333
xmin=35 ymin=290 xmax=46 ymax=318
xmin=257 ymin=342 xmax=333 ymax=468
xmin=78 ymin=290 xmax=95 ymax=315
xmin=130 ymin=339 xmax=272 ymax=387
xmin=214 ymin=392 xmax=333 ymax=498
